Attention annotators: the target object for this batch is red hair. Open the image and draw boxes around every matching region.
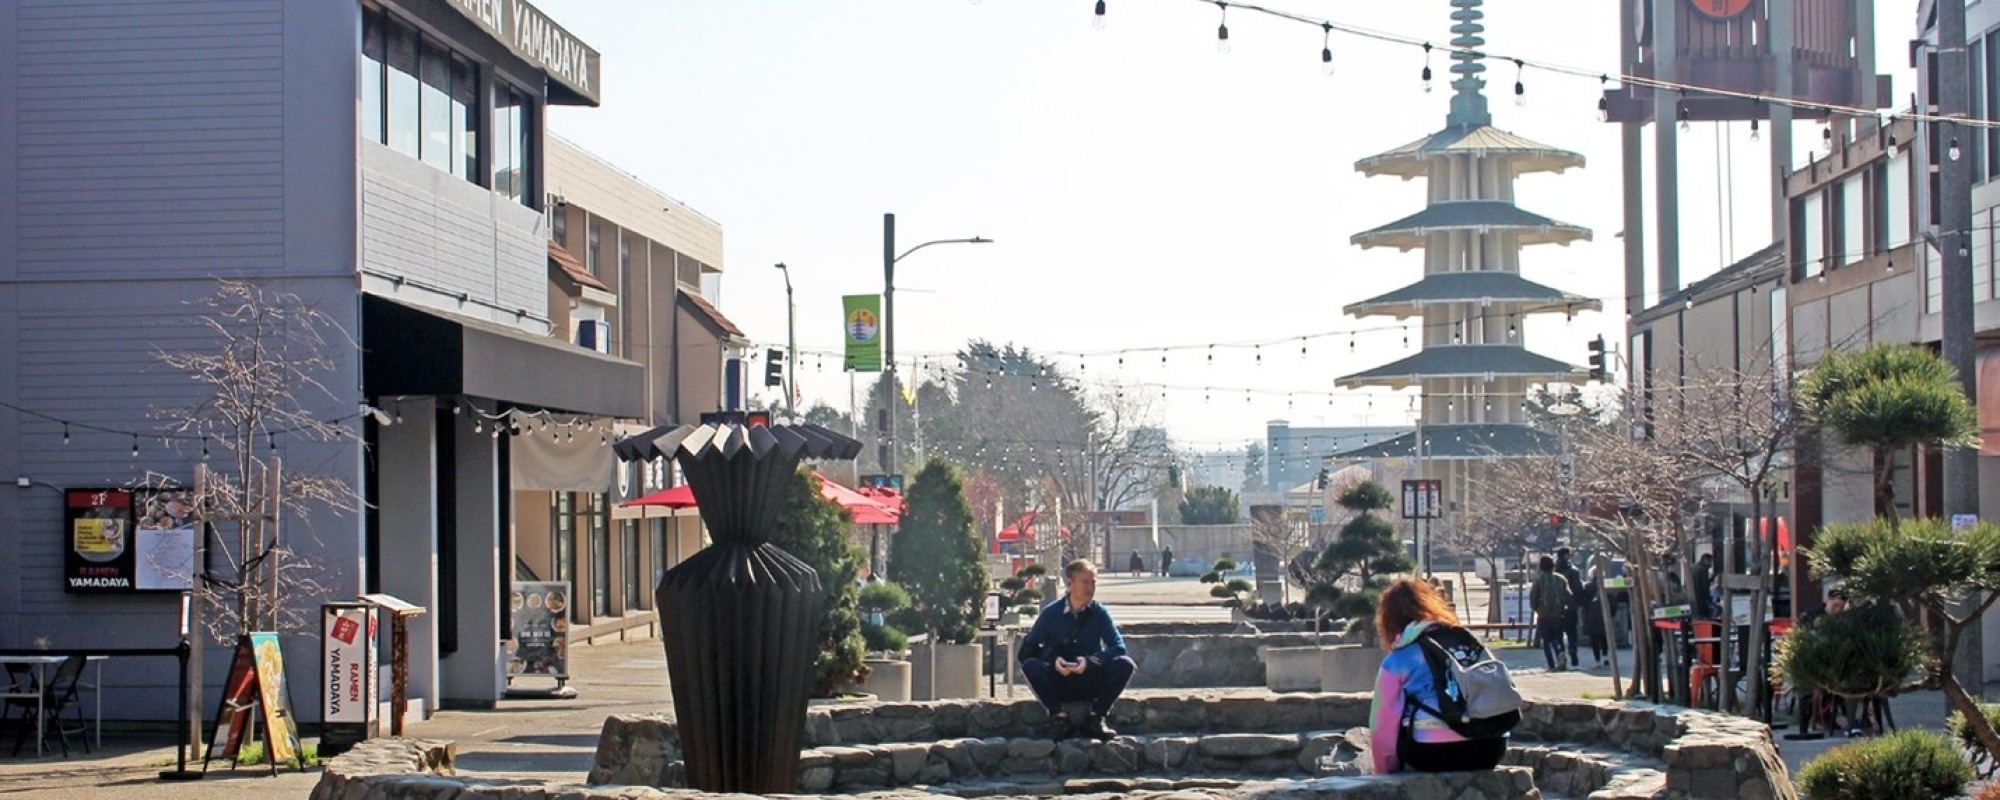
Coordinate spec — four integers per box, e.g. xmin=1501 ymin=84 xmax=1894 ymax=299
xmin=1376 ymin=578 xmax=1458 ymax=648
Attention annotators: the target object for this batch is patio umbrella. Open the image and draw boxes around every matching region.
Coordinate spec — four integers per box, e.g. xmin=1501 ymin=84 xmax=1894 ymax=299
xmin=813 ymin=473 xmax=900 ymax=524
xmin=622 ymin=484 xmax=697 ymax=509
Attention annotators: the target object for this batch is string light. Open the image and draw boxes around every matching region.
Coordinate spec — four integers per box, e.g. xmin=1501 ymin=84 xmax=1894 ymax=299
xmin=1092 ymin=0 xmax=1106 ymax=30
xmin=1596 ymin=75 xmax=1609 ymax=121
xmin=1320 ymin=22 xmax=1334 ymax=75
xmin=1749 ymin=116 xmax=1760 ymax=141
xmin=62 ymin=423 xmax=69 ymax=445
xmin=1677 ymin=95 xmax=1691 ymax=133
xmin=1512 ymin=58 xmax=1526 ymax=106
xmin=131 ymin=434 xmax=140 ymax=458
xmin=1214 ymin=2 xmax=1230 ymax=54
xmin=1420 ymin=42 xmax=1433 ymax=92
xmin=1949 ymin=134 xmax=1963 ymax=162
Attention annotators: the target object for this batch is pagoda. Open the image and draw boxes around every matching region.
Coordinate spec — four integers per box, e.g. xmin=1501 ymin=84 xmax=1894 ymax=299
xmin=1332 ymin=0 xmax=1597 ymax=510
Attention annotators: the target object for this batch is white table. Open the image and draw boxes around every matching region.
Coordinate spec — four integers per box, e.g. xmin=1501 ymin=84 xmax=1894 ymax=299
xmin=0 ymin=655 xmax=105 ymax=757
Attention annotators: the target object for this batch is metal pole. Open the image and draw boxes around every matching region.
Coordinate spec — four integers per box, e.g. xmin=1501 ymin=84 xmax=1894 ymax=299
xmin=1938 ymin=0 xmax=1982 ymax=696
xmin=883 ymin=213 xmax=898 ymax=477
xmin=777 ymin=263 xmax=797 ymax=419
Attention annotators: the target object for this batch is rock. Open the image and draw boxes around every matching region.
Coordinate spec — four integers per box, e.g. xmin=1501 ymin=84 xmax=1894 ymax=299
xmin=797 ymin=765 xmax=834 ymax=793
xmin=1197 ymin=733 xmax=1300 ymax=759
xmin=1007 ymin=738 xmax=1056 ymax=759
xmin=1055 ymin=740 xmax=1092 ymax=774
xmin=883 ymin=742 xmax=930 ymax=784
xmin=1143 ymin=736 xmax=1197 ymax=769
xmin=1089 ymin=738 xmax=1142 ymax=774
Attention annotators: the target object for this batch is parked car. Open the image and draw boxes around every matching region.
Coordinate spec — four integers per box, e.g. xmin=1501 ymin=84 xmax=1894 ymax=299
xmin=1166 ymin=557 xmax=1212 ymax=577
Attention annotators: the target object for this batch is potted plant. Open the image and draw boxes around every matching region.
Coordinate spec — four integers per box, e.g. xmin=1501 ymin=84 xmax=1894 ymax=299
xmin=857 ymin=581 xmax=913 ymax=701
xmin=1306 ymin=480 xmax=1413 ymax=692
xmin=887 ymin=459 xmax=988 ymax=700
xmin=997 ymin=563 xmax=1048 ymax=624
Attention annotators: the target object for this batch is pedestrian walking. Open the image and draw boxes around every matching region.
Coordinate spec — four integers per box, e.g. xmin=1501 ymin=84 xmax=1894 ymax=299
xmin=1555 ymin=548 xmax=1586 ymax=669
xmin=1158 ymin=546 xmax=1173 ymax=577
xmin=1529 ymin=555 xmax=1572 ymax=672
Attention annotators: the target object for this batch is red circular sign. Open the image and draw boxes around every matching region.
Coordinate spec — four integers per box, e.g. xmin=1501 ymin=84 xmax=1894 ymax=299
xmin=1689 ymin=0 xmax=1753 ymax=20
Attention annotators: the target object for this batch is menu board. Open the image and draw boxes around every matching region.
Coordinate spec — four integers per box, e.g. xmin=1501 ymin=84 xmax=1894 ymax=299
xmin=508 ymin=581 xmax=571 ymax=679
xmin=251 ymin=632 xmax=302 ymax=765
xmin=64 ymin=489 xmax=133 ymax=593
xmin=134 ymin=488 xmax=197 ymax=591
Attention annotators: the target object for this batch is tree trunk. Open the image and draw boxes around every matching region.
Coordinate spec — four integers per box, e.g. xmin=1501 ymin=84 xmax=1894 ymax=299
xmin=1875 ymin=448 xmax=1899 ymax=529
xmin=1942 ymin=671 xmax=2000 ymax=764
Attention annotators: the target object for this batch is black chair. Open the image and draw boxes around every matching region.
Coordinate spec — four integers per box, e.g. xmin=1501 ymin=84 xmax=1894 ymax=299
xmin=7 ymin=656 xmax=90 ymax=758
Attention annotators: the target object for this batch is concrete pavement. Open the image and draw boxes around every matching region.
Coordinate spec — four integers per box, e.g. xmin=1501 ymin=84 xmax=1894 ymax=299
xmin=0 ymin=572 xmax=1976 ymax=796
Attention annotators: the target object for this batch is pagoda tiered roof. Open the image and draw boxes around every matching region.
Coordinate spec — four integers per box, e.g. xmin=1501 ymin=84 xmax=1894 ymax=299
xmin=1334 ymin=344 xmax=1582 ymax=390
xmin=1328 ymin=423 xmax=1557 ymax=460
xmin=1344 ymin=272 xmax=1602 ymax=319
xmin=1352 ymin=201 xmax=1590 ymax=251
xmin=1355 ymin=124 xmax=1584 ymax=180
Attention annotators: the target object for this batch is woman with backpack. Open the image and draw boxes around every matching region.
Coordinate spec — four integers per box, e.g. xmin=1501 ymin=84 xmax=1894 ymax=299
xmin=1368 ymin=578 xmax=1514 ymax=774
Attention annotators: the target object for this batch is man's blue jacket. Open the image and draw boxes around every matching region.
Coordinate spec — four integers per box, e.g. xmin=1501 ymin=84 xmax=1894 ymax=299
xmin=1018 ymin=598 xmax=1127 ymax=667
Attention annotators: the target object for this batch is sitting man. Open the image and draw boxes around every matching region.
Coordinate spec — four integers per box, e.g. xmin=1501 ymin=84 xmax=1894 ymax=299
xmin=1019 ymin=559 xmax=1136 ymax=740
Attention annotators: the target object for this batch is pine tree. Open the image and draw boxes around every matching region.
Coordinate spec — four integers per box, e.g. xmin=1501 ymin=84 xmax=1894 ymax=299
xmin=770 ymin=468 xmax=867 ymax=696
xmin=887 ymin=459 xmax=987 ymax=644
xmin=1306 ymin=480 xmax=1414 ymax=646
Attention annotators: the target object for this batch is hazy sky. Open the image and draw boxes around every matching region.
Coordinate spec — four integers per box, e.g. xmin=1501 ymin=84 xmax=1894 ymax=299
xmin=536 ymin=0 xmax=1916 ymax=449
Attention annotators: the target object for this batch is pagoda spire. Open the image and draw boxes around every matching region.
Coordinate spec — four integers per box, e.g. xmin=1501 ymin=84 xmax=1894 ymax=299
xmin=1446 ymin=0 xmax=1490 ymax=127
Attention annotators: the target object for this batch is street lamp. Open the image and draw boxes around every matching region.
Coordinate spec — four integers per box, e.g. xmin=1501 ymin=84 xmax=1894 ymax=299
xmin=774 ymin=263 xmax=797 ymax=419
xmin=882 ymin=212 xmax=991 ymax=476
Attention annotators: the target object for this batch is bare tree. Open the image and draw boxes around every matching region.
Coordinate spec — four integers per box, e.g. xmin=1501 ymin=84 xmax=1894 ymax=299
xmin=1249 ymin=507 xmax=1316 ymax=605
xmin=153 ymin=280 xmax=361 ymax=643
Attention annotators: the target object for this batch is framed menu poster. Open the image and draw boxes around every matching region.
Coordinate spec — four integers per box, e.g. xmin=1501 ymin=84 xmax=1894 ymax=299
xmin=64 ymin=488 xmax=133 ymax=593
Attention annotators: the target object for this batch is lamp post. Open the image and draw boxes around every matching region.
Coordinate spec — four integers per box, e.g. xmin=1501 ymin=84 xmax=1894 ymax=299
xmin=882 ymin=212 xmax=990 ymax=476
xmin=774 ymin=263 xmax=797 ymax=419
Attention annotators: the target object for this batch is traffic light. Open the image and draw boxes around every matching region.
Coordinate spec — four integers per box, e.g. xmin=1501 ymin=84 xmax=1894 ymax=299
xmin=1315 ymin=469 xmax=1331 ymax=490
xmin=764 ymin=348 xmax=785 ymax=387
xmin=1586 ymin=335 xmax=1608 ymax=381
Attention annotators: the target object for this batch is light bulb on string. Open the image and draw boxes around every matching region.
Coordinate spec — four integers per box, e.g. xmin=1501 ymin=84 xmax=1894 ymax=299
xmin=1749 ymin=117 xmax=1761 ymax=141
xmin=131 ymin=434 xmax=139 ymax=458
xmin=1507 ymin=316 xmax=1518 ymax=339
xmin=1512 ymin=59 xmax=1526 ymax=106
xmin=1887 ymin=128 xmax=1900 ymax=157
xmin=1255 ymin=344 xmax=1262 ymax=364
xmin=1822 ymin=115 xmax=1834 ymax=150
xmin=1950 ymin=135 xmax=1963 ymax=161
xmin=1320 ymin=23 xmax=1334 ymax=75
xmin=1420 ymin=42 xmax=1433 ymax=92
xmin=1092 ymin=0 xmax=1106 ymax=30
xmin=1677 ymin=101 xmax=1691 ymax=133
xmin=61 ymin=423 xmax=69 ymax=445
xmin=1596 ymin=74 xmax=1610 ymax=121
xmin=1214 ymin=2 xmax=1229 ymax=54
xmin=1206 ymin=345 xmax=1213 ymax=364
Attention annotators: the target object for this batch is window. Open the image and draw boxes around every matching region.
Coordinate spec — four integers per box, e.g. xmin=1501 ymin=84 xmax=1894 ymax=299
xmin=587 ymin=219 xmax=600 ymax=271
xmin=492 ymin=85 xmax=534 ymax=205
xmin=590 ymin=499 xmax=610 ymax=618
xmin=1798 ymin=192 xmax=1825 ymax=279
xmin=361 ymin=12 xmax=385 ymax=144
xmin=385 ymin=18 xmax=420 ymax=158
xmin=651 ymin=520 xmax=667 ymax=589
xmin=552 ymin=208 xmax=567 ymax=246
xmin=451 ymin=55 xmax=478 ymax=182
xmin=419 ymin=39 xmax=451 ymax=172
xmin=1987 ymin=31 xmax=2000 ymax=180
xmin=1840 ymin=176 xmax=1865 ymax=266
xmin=623 ymin=520 xmax=645 ymax=611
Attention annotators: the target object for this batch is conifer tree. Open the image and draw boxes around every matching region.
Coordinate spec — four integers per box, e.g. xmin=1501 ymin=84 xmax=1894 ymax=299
xmin=887 ymin=459 xmax=987 ymax=644
xmin=1307 ymin=480 xmax=1414 ymax=646
xmin=771 ymin=468 xmax=867 ymax=696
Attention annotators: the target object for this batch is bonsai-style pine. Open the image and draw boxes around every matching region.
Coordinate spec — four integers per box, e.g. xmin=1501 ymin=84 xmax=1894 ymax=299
xmin=858 ymin=581 xmax=911 ymax=655
xmin=997 ymin=562 xmax=1048 ymax=617
xmin=770 ymin=468 xmax=868 ymax=697
xmin=887 ymin=459 xmax=987 ymax=645
xmin=1306 ymin=480 xmax=1414 ymax=646
xmin=1201 ymin=557 xmax=1256 ymax=609
xmin=1794 ymin=343 xmax=2000 ymax=762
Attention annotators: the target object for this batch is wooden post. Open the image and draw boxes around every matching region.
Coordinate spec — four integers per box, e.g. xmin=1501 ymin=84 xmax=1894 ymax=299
xmin=390 ymin=613 xmax=409 ymax=736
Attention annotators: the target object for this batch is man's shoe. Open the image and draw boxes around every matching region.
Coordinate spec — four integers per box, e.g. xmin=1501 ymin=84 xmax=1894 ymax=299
xmin=1078 ymin=714 xmax=1117 ymax=741
xmin=1045 ymin=713 xmax=1074 ymax=739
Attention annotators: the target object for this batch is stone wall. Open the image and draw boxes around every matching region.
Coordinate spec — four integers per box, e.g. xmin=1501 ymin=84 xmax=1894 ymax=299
xmin=1124 ymin=633 xmax=1345 ymax=688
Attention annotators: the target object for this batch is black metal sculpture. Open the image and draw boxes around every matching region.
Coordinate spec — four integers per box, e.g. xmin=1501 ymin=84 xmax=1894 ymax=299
xmin=648 ymin=421 xmax=861 ymax=793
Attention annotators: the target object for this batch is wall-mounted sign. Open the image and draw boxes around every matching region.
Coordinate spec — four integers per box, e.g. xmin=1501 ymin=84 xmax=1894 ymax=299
xmin=1687 ymin=0 xmax=1753 ymax=21
xmin=443 ymin=0 xmax=601 ymax=105
xmin=64 ymin=489 xmax=133 ymax=592
xmin=63 ymin=487 xmax=197 ymax=593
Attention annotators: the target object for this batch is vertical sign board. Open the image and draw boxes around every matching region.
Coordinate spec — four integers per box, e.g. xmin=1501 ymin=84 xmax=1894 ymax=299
xmin=508 ymin=582 xmax=571 ymax=679
xmin=64 ymin=489 xmax=133 ymax=592
xmin=133 ymin=488 xmax=196 ymax=591
xmin=1399 ymin=479 xmax=1443 ymax=519
xmin=250 ymin=632 xmax=301 ymax=765
xmin=320 ymin=604 xmax=379 ymax=756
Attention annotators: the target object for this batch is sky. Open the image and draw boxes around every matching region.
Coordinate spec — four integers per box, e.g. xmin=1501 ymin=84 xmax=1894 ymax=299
xmin=535 ymin=0 xmax=1917 ymax=452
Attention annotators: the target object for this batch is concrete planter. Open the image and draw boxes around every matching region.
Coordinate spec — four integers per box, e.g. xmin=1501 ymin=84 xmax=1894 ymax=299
xmin=857 ymin=658 xmax=911 ymax=702
xmin=1319 ymin=644 xmax=1385 ymax=693
xmin=909 ymin=642 xmax=983 ymax=700
xmin=1262 ymin=645 xmax=1329 ymax=692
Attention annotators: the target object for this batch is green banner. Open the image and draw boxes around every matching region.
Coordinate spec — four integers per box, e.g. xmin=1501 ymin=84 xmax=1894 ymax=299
xmin=842 ymin=294 xmax=882 ymax=372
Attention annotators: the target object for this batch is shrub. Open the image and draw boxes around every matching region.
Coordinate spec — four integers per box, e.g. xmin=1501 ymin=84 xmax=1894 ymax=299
xmin=1201 ymin=558 xmax=1255 ymax=608
xmin=861 ymin=622 xmax=908 ymax=655
xmin=998 ymin=563 xmax=1047 ymax=615
xmin=1796 ymin=729 xmax=1972 ymax=800
xmin=1774 ymin=601 xmax=1926 ymax=701
xmin=886 ymin=459 xmax=986 ymax=644
xmin=771 ymin=468 xmax=867 ymax=697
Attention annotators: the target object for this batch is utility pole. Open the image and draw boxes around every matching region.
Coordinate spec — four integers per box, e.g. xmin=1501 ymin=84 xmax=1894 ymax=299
xmin=882 ymin=214 xmax=899 ymax=477
xmin=774 ymin=263 xmax=797 ymax=419
xmin=1937 ymin=0 xmax=1982 ymax=697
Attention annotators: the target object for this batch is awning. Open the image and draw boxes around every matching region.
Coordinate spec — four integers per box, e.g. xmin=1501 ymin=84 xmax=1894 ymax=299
xmin=363 ymin=295 xmax=644 ymax=418
xmin=815 ymin=473 xmax=900 ymax=525
xmin=623 ymin=484 xmax=696 ymax=509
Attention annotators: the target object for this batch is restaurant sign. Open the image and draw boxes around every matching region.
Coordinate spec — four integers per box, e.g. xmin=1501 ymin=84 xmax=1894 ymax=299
xmin=447 ymin=0 xmax=602 ymax=105
xmin=63 ymin=487 xmax=197 ymax=593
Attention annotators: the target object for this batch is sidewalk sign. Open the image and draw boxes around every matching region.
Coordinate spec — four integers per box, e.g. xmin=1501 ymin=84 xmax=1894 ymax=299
xmin=203 ymin=633 xmax=304 ymax=775
xmin=318 ymin=603 xmax=380 ymax=758
xmin=505 ymin=581 xmax=575 ymax=697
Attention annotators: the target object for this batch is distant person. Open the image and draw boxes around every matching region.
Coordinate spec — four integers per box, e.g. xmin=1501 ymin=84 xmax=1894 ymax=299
xmin=1128 ymin=550 xmax=1145 ymax=577
xmin=1576 ymin=554 xmax=1609 ymax=666
xmin=1798 ymin=587 xmax=1849 ymax=628
xmin=1018 ymin=559 xmax=1135 ymax=741
xmin=1369 ymin=578 xmax=1510 ymax=774
xmin=1691 ymin=553 xmax=1715 ymax=619
xmin=1529 ymin=555 xmax=1572 ymax=672
xmin=1158 ymin=546 xmax=1174 ymax=577
xmin=1555 ymin=548 xmax=1588 ymax=669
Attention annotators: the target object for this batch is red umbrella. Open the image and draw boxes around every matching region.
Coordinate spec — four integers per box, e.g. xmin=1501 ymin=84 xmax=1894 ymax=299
xmin=623 ymin=484 xmax=697 ymax=509
xmin=814 ymin=473 xmax=901 ymax=525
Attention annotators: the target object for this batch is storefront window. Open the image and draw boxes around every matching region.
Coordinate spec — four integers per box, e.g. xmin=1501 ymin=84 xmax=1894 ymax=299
xmin=361 ymin=8 xmax=513 ymax=191
xmin=553 ymin=492 xmax=575 ymax=588
xmin=623 ymin=519 xmax=645 ymax=611
xmin=590 ymin=497 xmax=610 ymax=618
xmin=451 ymin=55 xmax=478 ymax=182
xmin=361 ymin=12 xmax=385 ymax=144
xmin=651 ymin=520 xmax=667 ymax=589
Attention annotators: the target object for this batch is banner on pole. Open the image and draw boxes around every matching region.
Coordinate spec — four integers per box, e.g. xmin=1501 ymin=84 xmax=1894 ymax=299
xmin=842 ymin=294 xmax=882 ymax=372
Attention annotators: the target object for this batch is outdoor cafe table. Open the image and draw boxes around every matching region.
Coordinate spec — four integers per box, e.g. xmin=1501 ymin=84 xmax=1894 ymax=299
xmin=0 ymin=654 xmax=106 ymax=757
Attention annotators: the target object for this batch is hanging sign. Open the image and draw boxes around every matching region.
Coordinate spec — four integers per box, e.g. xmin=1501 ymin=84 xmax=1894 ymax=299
xmin=842 ymin=295 xmax=883 ymax=372
xmin=1400 ymin=479 xmax=1443 ymax=520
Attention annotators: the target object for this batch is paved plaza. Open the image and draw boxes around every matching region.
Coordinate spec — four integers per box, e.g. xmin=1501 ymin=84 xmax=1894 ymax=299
xmin=0 ymin=573 xmax=1974 ymax=798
